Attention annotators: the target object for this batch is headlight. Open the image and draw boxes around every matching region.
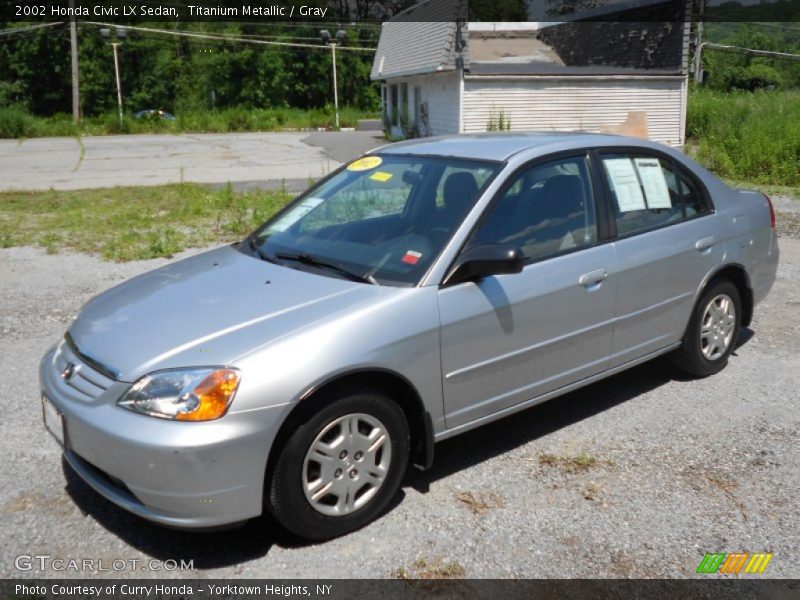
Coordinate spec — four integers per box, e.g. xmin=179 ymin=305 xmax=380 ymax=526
xmin=117 ymin=368 xmax=240 ymax=421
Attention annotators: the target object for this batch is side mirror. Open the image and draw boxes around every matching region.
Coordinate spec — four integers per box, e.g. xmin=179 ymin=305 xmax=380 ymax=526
xmin=443 ymin=244 xmax=524 ymax=286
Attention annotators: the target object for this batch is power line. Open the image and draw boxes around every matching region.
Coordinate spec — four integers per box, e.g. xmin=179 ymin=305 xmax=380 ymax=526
xmin=83 ymin=21 xmax=376 ymax=52
xmin=704 ymin=18 xmax=800 ymax=33
xmin=235 ymin=33 xmax=334 ymax=41
xmin=135 ymin=36 xmax=342 ymax=57
xmin=704 ymin=21 xmax=800 ymax=37
xmin=702 ymin=42 xmax=800 ymax=62
xmin=0 ymin=22 xmax=64 ymax=36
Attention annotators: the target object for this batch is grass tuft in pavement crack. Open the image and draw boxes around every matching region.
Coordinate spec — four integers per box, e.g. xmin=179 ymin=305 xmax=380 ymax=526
xmin=538 ymin=452 xmax=614 ymax=474
xmin=455 ymin=491 xmax=505 ymax=516
xmin=391 ymin=558 xmax=466 ymax=579
xmin=0 ymin=183 xmax=293 ymax=261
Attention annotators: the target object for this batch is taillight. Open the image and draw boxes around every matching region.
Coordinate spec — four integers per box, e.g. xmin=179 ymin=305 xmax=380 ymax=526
xmin=765 ymin=194 xmax=776 ymax=229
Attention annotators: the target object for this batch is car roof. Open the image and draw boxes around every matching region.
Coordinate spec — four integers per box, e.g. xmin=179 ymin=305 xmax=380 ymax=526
xmin=373 ymin=132 xmax=669 ymax=162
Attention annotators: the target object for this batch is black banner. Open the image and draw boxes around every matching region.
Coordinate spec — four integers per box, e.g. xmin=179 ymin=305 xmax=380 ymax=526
xmin=2 ymin=579 xmax=799 ymax=600
xmin=3 ymin=0 xmax=800 ymax=24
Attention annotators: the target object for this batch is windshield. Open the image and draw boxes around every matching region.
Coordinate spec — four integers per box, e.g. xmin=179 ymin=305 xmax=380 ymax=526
xmin=247 ymin=154 xmax=501 ymax=286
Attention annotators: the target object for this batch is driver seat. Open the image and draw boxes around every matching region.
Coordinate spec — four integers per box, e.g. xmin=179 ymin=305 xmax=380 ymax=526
xmin=427 ymin=172 xmax=479 ymax=236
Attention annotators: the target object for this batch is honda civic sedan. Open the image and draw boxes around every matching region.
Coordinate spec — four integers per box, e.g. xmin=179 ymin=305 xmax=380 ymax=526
xmin=40 ymin=133 xmax=779 ymax=540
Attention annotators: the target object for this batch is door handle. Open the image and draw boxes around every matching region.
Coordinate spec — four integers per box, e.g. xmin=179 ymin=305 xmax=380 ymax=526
xmin=578 ymin=268 xmax=608 ymax=287
xmin=695 ymin=236 xmax=715 ymax=252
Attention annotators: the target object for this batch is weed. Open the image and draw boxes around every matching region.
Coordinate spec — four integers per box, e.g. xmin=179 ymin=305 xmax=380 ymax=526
xmin=392 ymin=558 xmax=466 ymax=579
xmin=455 ymin=491 xmax=505 ymax=516
xmin=391 ymin=567 xmax=410 ymax=579
xmin=538 ymin=452 xmax=611 ymax=474
xmin=486 ymin=107 xmax=512 ymax=132
xmin=582 ymin=483 xmax=602 ymax=501
xmin=39 ymin=233 xmax=61 ymax=255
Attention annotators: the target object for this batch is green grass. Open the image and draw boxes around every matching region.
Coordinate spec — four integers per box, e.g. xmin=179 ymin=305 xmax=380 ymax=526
xmin=723 ymin=179 xmax=800 ymax=200
xmin=0 ymin=106 xmax=378 ymax=139
xmin=687 ymin=88 xmax=800 ymax=186
xmin=0 ymin=183 xmax=292 ymax=261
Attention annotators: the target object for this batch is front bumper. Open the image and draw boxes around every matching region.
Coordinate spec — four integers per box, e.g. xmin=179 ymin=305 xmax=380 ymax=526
xmin=40 ymin=345 xmax=287 ymax=529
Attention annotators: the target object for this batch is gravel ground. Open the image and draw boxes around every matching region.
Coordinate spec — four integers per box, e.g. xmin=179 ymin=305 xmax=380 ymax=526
xmin=1 ymin=200 xmax=798 ymax=579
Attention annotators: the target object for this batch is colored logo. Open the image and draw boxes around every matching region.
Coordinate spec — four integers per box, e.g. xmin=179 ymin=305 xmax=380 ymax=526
xmin=697 ymin=552 xmax=773 ymax=574
xmin=60 ymin=362 xmax=77 ymax=381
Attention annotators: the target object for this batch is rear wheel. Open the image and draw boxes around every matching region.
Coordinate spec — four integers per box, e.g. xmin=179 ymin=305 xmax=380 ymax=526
xmin=672 ymin=279 xmax=741 ymax=377
xmin=267 ymin=388 xmax=409 ymax=540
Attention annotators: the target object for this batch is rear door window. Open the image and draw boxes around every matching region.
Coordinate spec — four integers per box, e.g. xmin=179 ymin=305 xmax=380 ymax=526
xmin=600 ymin=153 xmax=702 ymax=237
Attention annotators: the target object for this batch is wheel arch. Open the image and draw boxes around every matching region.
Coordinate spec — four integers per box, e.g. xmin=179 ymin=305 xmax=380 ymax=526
xmin=702 ymin=263 xmax=754 ymax=327
xmin=263 ymin=368 xmax=434 ymax=508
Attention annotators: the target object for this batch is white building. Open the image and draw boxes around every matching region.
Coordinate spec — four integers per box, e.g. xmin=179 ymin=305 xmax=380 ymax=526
xmin=371 ymin=0 xmax=691 ymax=146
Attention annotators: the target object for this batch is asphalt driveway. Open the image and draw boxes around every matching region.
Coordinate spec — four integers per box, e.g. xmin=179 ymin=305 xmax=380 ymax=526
xmin=0 ymin=131 xmax=384 ymax=192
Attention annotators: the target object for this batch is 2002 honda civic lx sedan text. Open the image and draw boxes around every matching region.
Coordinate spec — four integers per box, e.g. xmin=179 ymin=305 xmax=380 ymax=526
xmin=40 ymin=133 xmax=779 ymax=540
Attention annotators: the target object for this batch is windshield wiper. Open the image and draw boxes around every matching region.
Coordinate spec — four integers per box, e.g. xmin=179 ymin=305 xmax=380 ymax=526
xmin=246 ymin=235 xmax=278 ymax=265
xmin=275 ymin=252 xmax=379 ymax=285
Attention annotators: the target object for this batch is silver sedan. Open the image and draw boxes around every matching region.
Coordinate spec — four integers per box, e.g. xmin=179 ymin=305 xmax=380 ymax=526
xmin=40 ymin=133 xmax=779 ymax=539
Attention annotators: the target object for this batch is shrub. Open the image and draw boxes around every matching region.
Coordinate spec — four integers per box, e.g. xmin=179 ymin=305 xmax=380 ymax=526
xmin=0 ymin=106 xmax=35 ymax=138
xmin=687 ymin=88 xmax=800 ymax=186
xmin=33 ymin=115 xmax=80 ymax=137
xmin=101 ymin=112 xmax=134 ymax=134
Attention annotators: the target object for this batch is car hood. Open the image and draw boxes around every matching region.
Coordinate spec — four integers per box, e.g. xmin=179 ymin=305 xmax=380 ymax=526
xmin=69 ymin=245 xmax=391 ymax=382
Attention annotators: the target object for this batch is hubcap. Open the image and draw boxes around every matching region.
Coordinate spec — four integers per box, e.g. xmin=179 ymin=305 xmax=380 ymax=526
xmin=302 ymin=413 xmax=392 ymax=517
xmin=700 ymin=293 xmax=736 ymax=361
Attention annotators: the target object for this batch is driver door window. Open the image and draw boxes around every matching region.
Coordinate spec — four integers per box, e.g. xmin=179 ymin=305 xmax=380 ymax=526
xmin=468 ymin=156 xmax=598 ymax=262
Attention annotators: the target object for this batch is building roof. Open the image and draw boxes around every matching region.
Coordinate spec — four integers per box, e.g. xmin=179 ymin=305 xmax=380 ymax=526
xmin=370 ymin=0 xmax=468 ymax=81
xmin=371 ymin=0 xmax=688 ymax=81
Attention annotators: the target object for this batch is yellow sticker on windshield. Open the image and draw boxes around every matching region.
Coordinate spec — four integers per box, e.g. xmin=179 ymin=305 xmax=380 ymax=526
xmin=347 ymin=156 xmax=382 ymax=171
xmin=369 ymin=171 xmax=393 ymax=182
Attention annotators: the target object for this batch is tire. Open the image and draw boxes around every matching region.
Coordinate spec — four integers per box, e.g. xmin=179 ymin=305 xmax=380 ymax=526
xmin=672 ymin=278 xmax=742 ymax=377
xmin=267 ymin=388 xmax=409 ymax=541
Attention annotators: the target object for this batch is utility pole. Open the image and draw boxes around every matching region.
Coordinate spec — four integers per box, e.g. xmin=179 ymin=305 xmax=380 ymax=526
xmin=331 ymin=42 xmax=339 ymax=129
xmin=101 ymin=28 xmax=126 ymax=125
xmin=693 ymin=0 xmax=705 ymax=82
xmin=68 ymin=0 xmax=80 ymax=124
xmin=111 ymin=42 xmax=123 ymax=124
xmin=320 ymin=29 xmax=347 ymax=130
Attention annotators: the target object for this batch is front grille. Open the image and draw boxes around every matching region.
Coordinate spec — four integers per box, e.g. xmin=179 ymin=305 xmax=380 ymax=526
xmin=52 ymin=338 xmax=116 ymax=401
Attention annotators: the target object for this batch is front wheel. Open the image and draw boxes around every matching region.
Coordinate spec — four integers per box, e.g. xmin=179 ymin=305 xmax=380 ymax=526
xmin=672 ymin=279 xmax=741 ymax=377
xmin=267 ymin=389 xmax=409 ymax=540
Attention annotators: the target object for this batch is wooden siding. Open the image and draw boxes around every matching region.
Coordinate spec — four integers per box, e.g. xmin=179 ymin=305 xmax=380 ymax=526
xmin=462 ymin=77 xmax=687 ymax=146
xmin=388 ymin=72 xmax=462 ymax=137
